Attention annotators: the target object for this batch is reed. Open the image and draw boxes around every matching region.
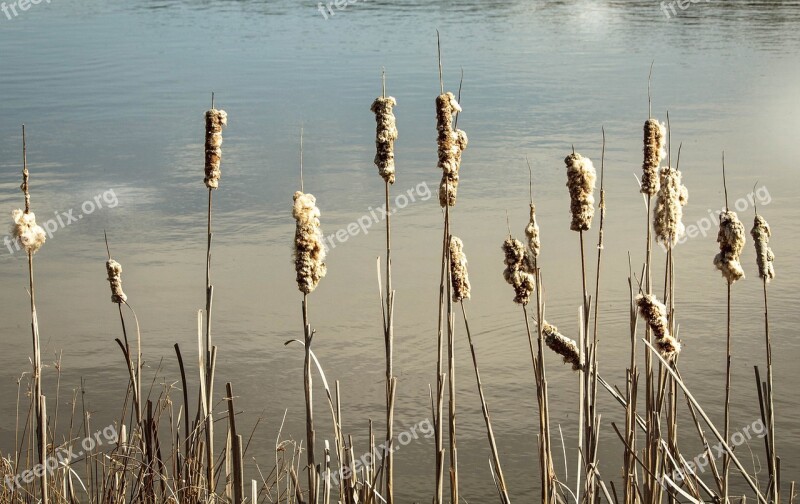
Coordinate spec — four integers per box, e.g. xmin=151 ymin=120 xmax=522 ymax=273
xmin=371 ymin=70 xmax=397 ymax=503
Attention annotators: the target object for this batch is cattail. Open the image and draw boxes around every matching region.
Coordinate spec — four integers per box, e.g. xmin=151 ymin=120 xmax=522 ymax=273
xmin=436 ymin=92 xmax=468 ymax=207
xmin=11 ymin=209 xmax=46 ymax=254
xmin=449 ymin=236 xmax=471 ymax=302
xmin=641 ymin=118 xmax=666 ymax=196
xmin=106 ymin=259 xmax=127 ymax=304
xmin=654 ymin=165 xmax=689 ymax=246
xmin=564 ymin=152 xmax=596 ymax=231
xmin=542 ymin=321 xmax=582 ymax=370
xmin=502 ymin=238 xmax=535 ymax=305
xmin=635 ymin=293 xmax=681 ymax=360
xmin=525 ymin=204 xmax=540 ymax=260
xmin=293 ymin=191 xmax=327 ymax=294
xmin=371 ymin=96 xmax=398 ymax=184
xmin=204 ymin=108 xmax=228 ymax=189
xmin=714 ymin=210 xmax=746 ymax=284
xmin=751 ymin=214 xmax=775 ymax=282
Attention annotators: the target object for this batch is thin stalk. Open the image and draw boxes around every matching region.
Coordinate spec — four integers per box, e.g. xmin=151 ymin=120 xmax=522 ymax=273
xmin=762 ymin=278 xmax=778 ymax=502
xmin=303 ymin=295 xmax=317 ymax=504
xmin=460 ymin=301 xmax=510 ymax=504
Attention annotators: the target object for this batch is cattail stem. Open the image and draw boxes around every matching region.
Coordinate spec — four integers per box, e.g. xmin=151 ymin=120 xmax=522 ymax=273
xmin=722 ymin=282 xmax=732 ymax=503
xmin=459 ymin=301 xmax=510 ymax=504
xmin=204 ymin=187 xmax=216 ymax=497
xmin=383 ymin=178 xmax=395 ymax=504
xmin=762 ymin=278 xmax=778 ymax=502
xmin=303 ymin=294 xmax=317 ymax=504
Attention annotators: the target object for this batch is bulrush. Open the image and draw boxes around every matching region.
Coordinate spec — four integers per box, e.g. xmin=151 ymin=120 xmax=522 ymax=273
xmin=525 ymin=204 xmax=540 ymax=261
xmin=542 ymin=322 xmax=582 ymax=371
xmin=371 ymin=96 xmax=398 ymax=184
xmin=641 ymin=118 xmax=666 ymax=196
xmin=751 ymin=214 xmax=775 ymax=282
xmin=635 ymin=293 xmax=681 ymax=360
xmin=654 ymin=165 xmax=689 ymax=246
xmin=502 ymin=238 xmax=535 ymax=305
xmin=204 ymin=108 xmax=228 ymax=189
xmin=436 ymin=92 xmax=468 ymax=207
xmin=564 ymin=152 xmax=596 ymax=232
xmin=449 ymin=236 xmax=471 ymax=302
xmin=11 ymin=209 xmax=46 ymax=254
xmin=293 ymin=191 xmax=327 ymax=294
xmin=714 ymin=210 xmax=746 ymax=284
xmin=106 ymin=259 xmax=128 ymax=304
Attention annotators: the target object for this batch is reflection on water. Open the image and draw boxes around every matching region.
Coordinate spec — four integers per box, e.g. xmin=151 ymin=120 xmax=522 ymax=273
xmin=0 ymin=0 xmax=799 ymax=500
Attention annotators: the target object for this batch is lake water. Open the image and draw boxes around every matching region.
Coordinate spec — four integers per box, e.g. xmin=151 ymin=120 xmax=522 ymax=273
xmin=0 ymin=0 xmax=799 ymax=500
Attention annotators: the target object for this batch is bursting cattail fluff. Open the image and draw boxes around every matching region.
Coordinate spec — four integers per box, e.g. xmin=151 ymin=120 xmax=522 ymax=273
xmin=11 ymin=209 xmax=46 ymax=254
xmin=635 ymin=293 xmax=681 ymax=360
xmin=293 ymin=191 xmax=327 ymax=294
xmin=436 ymin=92 xmax=468 ymax=207
xmin=641 ymin=119 xmax=666 ymax=196
xmin=204 ymin=108 xmax=228 ymax=189
xmin=564 ymin=152 xmax=596 ymax=231
xmin=654 ymin=165 xmax=689 ymax=246
xmin=751 ymin=214 xmax=775 ymax=282
xmin=106 ymin=259 xmax=128 ymax=304
xmin=502 ymin=238 xmax=535 ymax=305
xmin=371 ymin=96 xmax=398 ymax=184
xmin=525 ymin=204 xmax=541 ymax=260
xmin=714 ymin=210 xmax=746 ymax=284
xmin=542 ymin=321 xmax=582 ymax=370
xmin=449 ymin=236 xmax=471 ymax=302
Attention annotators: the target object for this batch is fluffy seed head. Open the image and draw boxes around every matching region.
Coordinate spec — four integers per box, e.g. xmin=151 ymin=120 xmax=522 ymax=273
xmin=564 ymin=152 xmax=596 ymax=231
xmin=449 ymin=236 xmax=471 ymax=302
xmin=106 ymin=259 xmax=128 ymax=304
xmin=11 ymin=209 xmax=46 ymax=254
xmin=654 ymin=165 xmax=689 ymax=246
xmin=436 ymin=92 xmax=467 ymax=207
xmin=293 ymin=191 xmax=327 ymax=294
xmin=635 ymin=293 xmax=681 ymax=361
xmin=714 ymin=210 xmax=746 ymax=284
xmin=641 ymin=119 xmax=666 ymax=196
xmin=502 ymin=238 xmax=535 ymax=305
xmin=542 ymin=321 xmax=582 ymax=371
xmin=204 ymin=108 xmax=228 ymax=189
xmin=371 ymin=96 xmax=398 ymax=184
xmin=525 ymin=204 xmax=541 ymax=260
xmin=751 ymin=214 xmax=775 ymax=282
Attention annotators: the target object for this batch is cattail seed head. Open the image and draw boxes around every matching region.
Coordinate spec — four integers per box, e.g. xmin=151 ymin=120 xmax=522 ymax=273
xmin=293 ymin=191 xmax=327 ymax=294
xmin=525 ymin=204 xmax=541 ymax=260
xmin=751 ymin=214 xmax=775 ymax=282
xmin=564 ymin=152 xmax=596 ymax=232
xmin=449 ymin=236 xmax=471 ymax=302
xmin=714 ymin=210 xmax=746 ymax=284
xmin=542 ymin=321 xmax=582 ymax=371
xmin=502 ymin=238 xmax=535 ymax=305
xmin=11 ymin=209 xmax=46 ymax=254
xmin=654 ymin=165 xmax=689 ymax=246
xmin=641 ymin=119 xmax=666 ymax=196
xmin=106 ymin=258 xmax=127 ymax=304
xmin=635 ymin=293 xmax=681 ymax=361
xmin=436 ymin=92 xmax=468 ymax=207
xmin=204 ymin=108 xmax=228 ymax=189
xmin=371 ymin=96 xmax=398 ymax=185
